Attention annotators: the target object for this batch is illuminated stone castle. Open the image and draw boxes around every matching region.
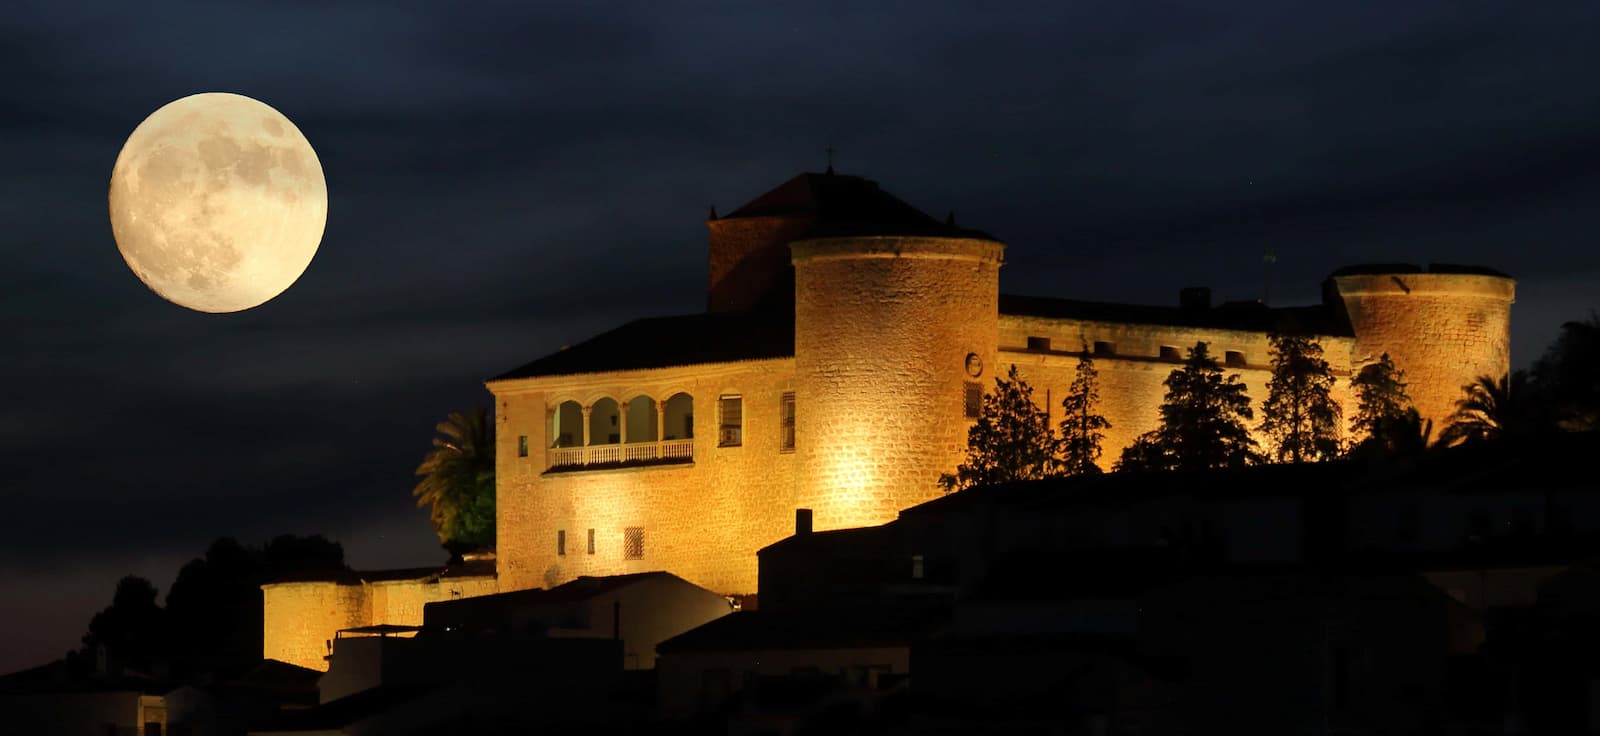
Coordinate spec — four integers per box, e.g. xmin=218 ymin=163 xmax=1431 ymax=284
xmin=488 ymin=170 xmax=1515 ymax=597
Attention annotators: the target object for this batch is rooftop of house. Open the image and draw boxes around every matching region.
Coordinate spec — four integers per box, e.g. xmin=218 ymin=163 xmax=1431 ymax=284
xmin=656 ymin=607 xmax=941 ymax=655
xmin=491 ymin=310 xmax=793 ymax=381
xmin=719 ymin=170 xmax=997 ymax=241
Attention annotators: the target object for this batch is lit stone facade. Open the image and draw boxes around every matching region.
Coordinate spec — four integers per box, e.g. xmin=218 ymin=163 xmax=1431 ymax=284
xmin=262 ymin=571 xmax=497 ymax=671
xmin=485 ymin=172 xmax=1514 ymax=601
xmin=494 ymin=358 xmax=799 ymax=595
xmin=793 ymin=236 xmax=1003 ymax=530
xmin=1333 ymin=273 xmax=1516 ymax=430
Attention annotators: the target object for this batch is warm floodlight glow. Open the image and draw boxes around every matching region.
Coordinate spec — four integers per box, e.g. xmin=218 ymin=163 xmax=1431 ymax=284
xmin=109 ymin=92 xmax=327 ymax=313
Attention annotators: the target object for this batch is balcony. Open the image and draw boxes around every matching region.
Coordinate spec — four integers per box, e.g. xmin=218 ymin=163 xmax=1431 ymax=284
xmin=546 ymin=438 xmax=695 ymax=471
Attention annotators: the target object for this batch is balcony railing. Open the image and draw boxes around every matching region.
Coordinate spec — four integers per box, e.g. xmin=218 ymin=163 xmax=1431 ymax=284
xmin=547 ymin=438 xmax=695 ymax=470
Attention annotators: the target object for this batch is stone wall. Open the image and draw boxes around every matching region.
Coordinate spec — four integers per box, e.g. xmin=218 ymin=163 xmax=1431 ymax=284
xmin=1001 ymin=315 xmax=1356 ymax=468
xmin=261 ymin=573 xmax=498 ymax=671
xmin=1332 ymin=272 xmax=1515 ymax=433
xmin=492 ymin=358 xmax=800 ymax=596
xmin=793 ymin=236 xmax=1004 ymax=531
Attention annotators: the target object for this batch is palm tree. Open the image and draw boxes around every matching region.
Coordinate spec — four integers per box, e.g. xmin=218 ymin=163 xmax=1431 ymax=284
xmin=1438 ymin=372 xmax=1531 ymax=446
xmin=413 ymin=407 xmax=496 ymax=553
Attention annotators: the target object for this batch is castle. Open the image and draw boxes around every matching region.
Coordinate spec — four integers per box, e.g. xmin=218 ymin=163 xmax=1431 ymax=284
xmin=489 ymin=170 xmax=1514 ymax=595
xmin=263 ymin=170 xmax=1513 ymax=670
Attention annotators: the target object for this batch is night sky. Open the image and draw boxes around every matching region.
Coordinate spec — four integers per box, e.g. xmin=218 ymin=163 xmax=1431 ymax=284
xmin=4 ymin=0 xmax=1598 ymax=673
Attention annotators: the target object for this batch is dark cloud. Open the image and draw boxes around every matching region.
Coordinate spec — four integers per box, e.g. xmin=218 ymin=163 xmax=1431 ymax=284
xmin=3 ymin=0 xmax=1599 ymax=672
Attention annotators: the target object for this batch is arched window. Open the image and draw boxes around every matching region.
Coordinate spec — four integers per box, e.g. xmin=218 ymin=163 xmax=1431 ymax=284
xmin=589 ymin=398 xmax=620 ymax=446
xmin=550 ymin=400 xmax=583 ymax=448
xmin=663 ymin=392 xmax=694 ymax=440
xmin=625 ymin=396 xmax=658 ymax=444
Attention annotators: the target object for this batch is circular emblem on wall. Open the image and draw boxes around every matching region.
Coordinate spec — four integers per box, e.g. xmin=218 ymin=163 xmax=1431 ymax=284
xmin=965 ymin=352 xmax=984 ymax=378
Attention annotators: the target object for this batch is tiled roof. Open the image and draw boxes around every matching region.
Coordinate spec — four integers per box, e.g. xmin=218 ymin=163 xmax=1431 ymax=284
xmin=722 ymin=171 xmax=998 ymax=241
xmin=1000 ymin=293 xmax=1355 ymax=337
xmin=491 ymin=311 xmax=794 ymax=381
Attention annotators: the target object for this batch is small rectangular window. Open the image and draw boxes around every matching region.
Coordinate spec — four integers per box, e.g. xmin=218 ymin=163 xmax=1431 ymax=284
xmin=779 ymin=392 xmax=796 ymax=453
xmin=624 ymin=527 xmax=644 ymax=560
xmin=517 ymin=435 xmax=528 ymax=457
xmin=964 ymin=382 xmax=983 ymax=418
xmin=1160 ymin=346 xmax=1181 ymax=361
xmin=587 ymin=528 xmax=596 ymax=555
xmin=718 ymin=395 xmax=743 ymax=447
xmin=1225 ymin=350 xmax=1247 ymax=367
xmin=557 ymin=530 xmax=566 ymax=556
xmin=1093 ymin=341 xmax=1115 ymax=355
xmin=1026 ymin=336 xmax=1051 ymax=351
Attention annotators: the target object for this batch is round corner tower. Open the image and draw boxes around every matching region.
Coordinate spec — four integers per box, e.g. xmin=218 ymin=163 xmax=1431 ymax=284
xmin=1330 ymin=266 xmax=1515 ymax=433
xmin=792 ymin=235 xmax=1004 ymax=531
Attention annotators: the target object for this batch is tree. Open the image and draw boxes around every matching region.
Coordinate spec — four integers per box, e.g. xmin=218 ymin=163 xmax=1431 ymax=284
xmin=81 ymin=576 xmax=167 ymax=675
xmin=1347 ymin=353 xmax=1419 ymax=456
xmin=1257 ymin=333 xmax=1342 ymax=463
xmin=1438 ymin=371 xmax=1534 ymax=446
xmin=1532 ymin=314 xmax=1600 ymax=432
xmin=1059 ymin=346 xmax=1111 ymax=475
xmin=940 ymin=364 xmax=1062 ymax=491
xmin=1116 ymin=342 xmax=1260 ymax=472
xmin=414 ymin=407 xmax=497 ymax=553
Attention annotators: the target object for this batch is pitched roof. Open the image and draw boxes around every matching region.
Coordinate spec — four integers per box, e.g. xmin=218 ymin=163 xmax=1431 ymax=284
xmin=722 ymin=171 xmax=997 ymax=240
xmin=999 ymin=293 xmax=1355 ymax=337
xmin=491 ymin=311 xmax=794 ymax=381
xmin=656 ymin=607 xmax=939 ymax=654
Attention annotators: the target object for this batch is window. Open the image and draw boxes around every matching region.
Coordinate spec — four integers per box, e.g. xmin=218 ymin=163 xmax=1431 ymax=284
xmin=517 ymin=435 xmax=528 ymax=457
xmin=911 ymin=554 xmax=925 ymax=580
xmin=624 ymin=527 xmax=644 ymax=559
xmin=587 ymin=528 xmax=596 ymax=555
xmin=1224 ymin=350 xmax=1246 ymax=367
xmin=1093 ymin=341 xmax=1115 ymax=355
xmin=1026 ymin=336 xmax=1051 ymax=351
xmin=557 ymin=530 xmax=566 ymax=556
xmin=1160 ymin=346 xmax=1181 ymax=361
xmin=964 ymin=382 xmax=982 ymax=418
xmin=718 ymin=395 xmax=742 ymax=447
xmin=779 ymin=392 xmax=796 ymax=452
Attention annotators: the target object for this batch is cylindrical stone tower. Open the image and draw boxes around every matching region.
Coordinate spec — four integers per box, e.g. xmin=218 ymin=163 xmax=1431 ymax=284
xmin=1331 ymin=267 xmax=1515 ymax=434
xmin=793 ymin=235 xmax=1004 ymax=531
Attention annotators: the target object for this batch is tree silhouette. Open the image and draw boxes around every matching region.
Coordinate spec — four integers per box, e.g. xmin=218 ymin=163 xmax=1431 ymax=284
xmin=1532 ymin=315 xmax=1600 ymax=432
xmin=414 ymin=407 xmax=497 ymax=553
xmin=1347 ymin=353 xmax=1420 ymax=457
xmin=1258 ymin=333 xmax=1341 ymax=463
xmin=1059 ymin=345 xmax=1111 ymax=475
xmin=940 ymin=364 xmax=1062 ymax=491
xmin=81 ymin=576 xmax=167 ymax=676
xmin=1116 ymin=342 xmax=1260 ymax=472
xmin=1438 ymin=372 xmax=1534 ymax=446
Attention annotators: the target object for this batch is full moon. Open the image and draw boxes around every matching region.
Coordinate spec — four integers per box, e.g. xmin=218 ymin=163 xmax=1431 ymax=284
xmin=109 ymin=92 xmax=327 ymax=313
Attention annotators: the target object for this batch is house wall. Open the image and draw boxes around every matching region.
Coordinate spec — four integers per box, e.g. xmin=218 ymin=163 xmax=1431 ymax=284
xmin=656 ymin=645 xmax=910 ymax=719
xmin=1 ymin=691 xmax=155 ymax=736
xmin=261 ymin=574 xmax=497 ymax=671
xmin=491 ymin=358 xmax=800 ymax=596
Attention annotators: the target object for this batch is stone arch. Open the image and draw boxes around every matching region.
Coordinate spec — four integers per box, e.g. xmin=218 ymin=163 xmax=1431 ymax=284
xmin=663 ymin=392 xmax=694 ymax=440
xmin=625 ymin=395 xmax=658 ymax=443
xmin=589 ymin=397 xmax=621 ymax=446
xmin=550 ymin=400 xmax=583 ymax=448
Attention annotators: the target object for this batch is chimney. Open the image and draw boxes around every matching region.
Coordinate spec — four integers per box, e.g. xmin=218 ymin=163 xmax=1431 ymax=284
xmin=795 ymin=508 xmax=813 ymax=536
xmin=1179 ymin=287 xmax=1211 ymax=311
